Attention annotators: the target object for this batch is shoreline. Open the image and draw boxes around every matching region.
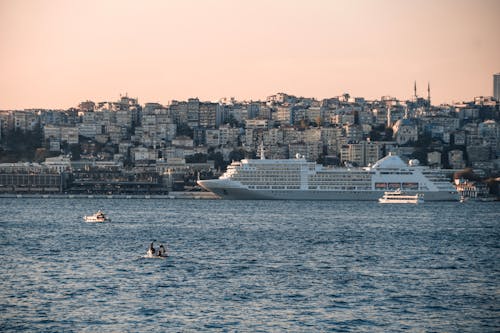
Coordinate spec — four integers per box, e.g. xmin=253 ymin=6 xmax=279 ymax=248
xmin=0 ymin=192 xmax=219 ymax=200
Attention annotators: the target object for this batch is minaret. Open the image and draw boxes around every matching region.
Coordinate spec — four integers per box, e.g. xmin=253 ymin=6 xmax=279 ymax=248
xmin=427 ymin=82 xmax=431 ymax=106
xmin=414 ymin=81 xmax=417 ymax=101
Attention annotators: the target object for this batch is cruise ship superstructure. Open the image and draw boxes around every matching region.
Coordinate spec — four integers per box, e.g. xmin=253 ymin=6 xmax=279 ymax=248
xmin=197 ymin=153 xmax=459 ymax=201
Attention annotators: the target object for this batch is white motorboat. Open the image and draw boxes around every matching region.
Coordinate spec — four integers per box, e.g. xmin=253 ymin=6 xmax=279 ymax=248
xmin=83 ymin=210 xmax=111 ymax=222
xmin=378 ymin=189 xmax=424 ymax=204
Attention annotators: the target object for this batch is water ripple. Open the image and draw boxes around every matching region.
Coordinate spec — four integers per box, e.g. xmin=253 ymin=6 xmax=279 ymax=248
xmin=0 ymin=199 xmax=499 ymax=331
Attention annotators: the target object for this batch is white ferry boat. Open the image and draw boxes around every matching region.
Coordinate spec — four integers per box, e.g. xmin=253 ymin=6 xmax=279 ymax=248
xmin=197 ymin=153 xmax=459 ymax=201
xmin=378 ymin=189 xmax=424 ymax=204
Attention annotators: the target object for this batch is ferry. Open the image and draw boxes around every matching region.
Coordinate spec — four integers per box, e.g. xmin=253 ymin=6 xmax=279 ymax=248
xmin=378 ymin=189 xmax=424 ymax=204
xmin=197 ymin=153 xmax=459 ymax=201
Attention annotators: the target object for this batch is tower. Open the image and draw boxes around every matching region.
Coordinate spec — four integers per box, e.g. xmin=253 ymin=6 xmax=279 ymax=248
xmin=414 ymin=81 xmax=417 ymax=101
xmin=494 ymin=73 xmax=500 ymax=101
xmin=427 ymin=82 xmax=431 ymax=106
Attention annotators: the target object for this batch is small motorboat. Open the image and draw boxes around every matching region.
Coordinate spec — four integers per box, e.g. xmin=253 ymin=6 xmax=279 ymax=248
xmin=145 ymin=242 xmax=168 ymax=258
xmin=145 ymin=249 xmax=168 ymax=259
xmin=83 ymin=210 xmax=111 ymax=223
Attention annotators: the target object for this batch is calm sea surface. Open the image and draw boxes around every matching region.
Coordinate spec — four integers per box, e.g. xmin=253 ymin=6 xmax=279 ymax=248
xmin=0 ymin=198 xmax=499 ymax=332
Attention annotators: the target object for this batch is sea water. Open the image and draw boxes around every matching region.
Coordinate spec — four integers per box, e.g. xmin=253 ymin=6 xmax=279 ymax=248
xmin=0 ymin=198 xmax=498 ymax=332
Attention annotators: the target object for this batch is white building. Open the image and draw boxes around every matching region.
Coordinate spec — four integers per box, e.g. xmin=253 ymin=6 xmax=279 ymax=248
xmin=43 ymin=156 xmax=72 ymax=172
xmin=392 ymin=119 xmax=418 ymax=145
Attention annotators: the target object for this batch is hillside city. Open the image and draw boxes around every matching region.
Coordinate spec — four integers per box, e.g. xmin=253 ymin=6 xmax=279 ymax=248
xmin=1 ymin=84 xmax=499 ymax=196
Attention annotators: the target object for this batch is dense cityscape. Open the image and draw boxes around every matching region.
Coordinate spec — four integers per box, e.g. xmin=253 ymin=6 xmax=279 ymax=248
xmin=1 ymin=76 xmax=499 ymax=197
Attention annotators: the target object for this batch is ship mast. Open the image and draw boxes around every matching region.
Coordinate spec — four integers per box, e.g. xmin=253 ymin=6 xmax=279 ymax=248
xmin=260 ymin=142 xmax=265 ymax=160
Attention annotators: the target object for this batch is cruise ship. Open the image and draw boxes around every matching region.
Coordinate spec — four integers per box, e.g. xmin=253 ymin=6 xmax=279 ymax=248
xmin=197 ymin=153 xmax=459 ymax=201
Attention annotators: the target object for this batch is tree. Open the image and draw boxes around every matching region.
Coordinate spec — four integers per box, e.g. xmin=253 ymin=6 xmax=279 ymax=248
xmin=69 ymin=144 xmax=81 ymax=161
xmin=228 ymin=149 xmax=245 ymax=162
xmin=223 ymin=114 xmax=242 ymax=127
xmin=1 ymin=125 xmax=43 ymax=161
xmin=368 ymin=128 xmax=381 ymax=141
xmin=414 ymin=132 xmax=433 ymax=148
xmin=208 ymin=151 xmax=225 ymax=170
xmin=185 ymin=153 xmax=207 ymax=163
xmin=409 ymin=149 xmax=427 ymax=165
xmin=383 ymin=127 xmax=393 ymax=141
xmin=176 ymin=123 xmax=193 ymax=138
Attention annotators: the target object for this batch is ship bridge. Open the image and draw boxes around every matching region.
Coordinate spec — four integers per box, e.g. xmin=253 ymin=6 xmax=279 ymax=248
xmin=371 ymin=155 xmax=408 ymax=169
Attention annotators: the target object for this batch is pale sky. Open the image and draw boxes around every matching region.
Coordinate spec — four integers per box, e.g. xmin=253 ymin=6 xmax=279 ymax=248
xmin=1 ymin=0 xmax=499 ymax=109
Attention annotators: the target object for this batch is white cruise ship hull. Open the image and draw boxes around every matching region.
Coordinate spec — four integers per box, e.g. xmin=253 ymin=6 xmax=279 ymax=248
xmin=197 ymin=154 xmax=460 ymax=201
xmin=197 ymin=179 xmax=459 ymax=201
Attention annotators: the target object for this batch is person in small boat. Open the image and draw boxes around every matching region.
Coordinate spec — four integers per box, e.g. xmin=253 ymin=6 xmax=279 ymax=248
xmin=158 ymin=244 xmax=166 ymax=257
xmin=149 ymin=241 xmax=156 ymax=255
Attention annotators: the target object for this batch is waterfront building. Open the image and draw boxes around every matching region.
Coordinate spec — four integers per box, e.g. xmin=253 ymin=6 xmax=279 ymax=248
xmin=0 ymin=163 xmax=65 ymax=193
xmin=44 ymin=156 xmax=72 ymax=172
xmin=454 ymin=178 xmax=489 ymax=198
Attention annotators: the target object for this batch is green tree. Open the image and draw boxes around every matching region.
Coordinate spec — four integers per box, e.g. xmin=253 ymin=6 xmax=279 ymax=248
xmin=208 ymin=151 xmax=225 ymax=170
xmin=2 ymin=125 xmax=43 ymax=161
xmin=185 ymin=153 xmax=207 ymax=163
xmin=177 ymin=123 xmax=194 ymax=138
xmin=69 ymin=144 xmax=81 ymax=161
xmin=228 ymin=149 xmax=245 ymax=162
